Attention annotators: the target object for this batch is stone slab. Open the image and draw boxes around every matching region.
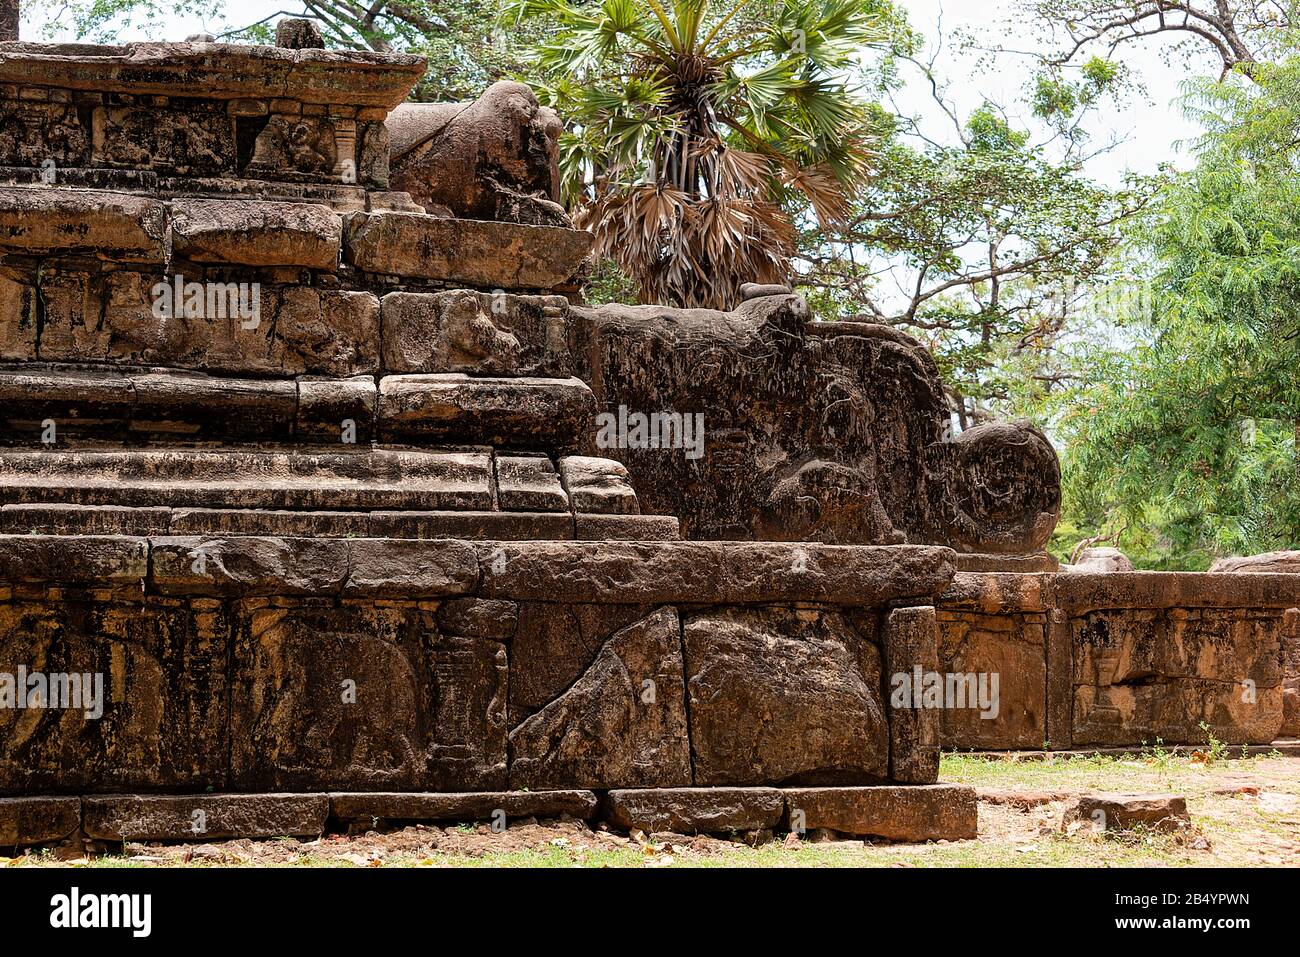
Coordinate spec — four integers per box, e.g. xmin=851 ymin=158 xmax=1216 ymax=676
xmin=885 ymin=606 xmax=941 ymax=783
xmin=783 ymin=784 xmax=978 ymax=842
xmin=377 ymin=373 xmax=594 ymax=450
xmin=170 ymin=199 xmax=340 ymax=269
xmin=344 ymin=211 xmax=592 ymax=288
xmin=0 ymin=449 xmax=493 ymax=511
xmin=0 ymin=187 xmax=165 ymax=261
xmin=1066 ymin=793 xmax=1189 ymax=832
xmin=495 ymin=455 xmax=568 ymax=512
xmin=0 ymin=796 xmax=81 ymax=846
xmin=329 ymin=790 xmax=596 ymax=824
xmin=83 ymin=793 xmax=327 ymax=841
xmin=575 ymin=514 xmax=681 ymax=541
xmin=603 ymin=788 xmax=784 ymax=834
xmin=476 ymin=542 xmax=956 ymax=606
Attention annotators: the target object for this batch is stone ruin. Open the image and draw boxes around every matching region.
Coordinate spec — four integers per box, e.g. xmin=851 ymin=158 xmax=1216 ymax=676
xmin=0 ymin=33 xmax=1293 ymax=848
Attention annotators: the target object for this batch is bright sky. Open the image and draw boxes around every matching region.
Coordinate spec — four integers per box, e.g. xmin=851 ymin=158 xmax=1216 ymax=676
xmin=25 ymin=0 xmax=1210 ymax=184
xmin=895 ymin=0 xmax=1204 ymax=183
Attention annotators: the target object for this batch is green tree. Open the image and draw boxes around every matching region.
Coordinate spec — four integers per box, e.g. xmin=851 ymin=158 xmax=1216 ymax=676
xmin=1055 ymin=53 xmax=1300 ymax=561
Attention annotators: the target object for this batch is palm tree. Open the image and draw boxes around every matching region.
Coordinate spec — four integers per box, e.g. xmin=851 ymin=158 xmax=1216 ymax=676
xmin=509 ymin=0 xmax=885 ymax=308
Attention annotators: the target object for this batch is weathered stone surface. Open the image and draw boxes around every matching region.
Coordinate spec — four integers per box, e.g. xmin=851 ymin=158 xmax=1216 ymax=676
xmin=1066 ymin=793 xmax=1189 ymax=832
xmin=1283 ymin=608 xmax=1300 ymax=738
xmin=1209 ymin=550 xmax=1300 ymax=574
xmin=276 ymin=17 xmax=325 ymax=49
xmin=1071 ymin=607 xmax=1283 ymax=745
xmin=170 ymin=200 xmax=340 ymax=269
xmin=944 ymin=422 xmax=1060 ymax=554
xmin=0 ymin=42 xmax=425 ymax=111
xmin=509 ymin=607 xmax=690 ymax=789
xmin=560 ymin=455 xmax=639 ymax=514
xmin=0 ymin=504 xmax=170 ymax=536
xmin=569 ymin=299 xmax=1061 ymax=552
xmin=344 ymin=211 xmax=592 ymax=288
xmin=603 ymin=788 xmax=784 ymax=834
xmin=575 ymin=514 xmax=681 ymax=541
xmin=885 ymin=606 xmax=941 ymax=783
xmin=435 ymin=598 xmax=518 ymax=639
xmin=508 ymin=602 xmax=655 ymax=724
xmin=954 ymin=552 xmax=1059 ymax=573
xmin=368 ymin=510 xmax=572 ymax=541
xmin=0 ymin=534 xmax=146 ymax=584
xmin=169 ymin=508 xmax=369 ymax=537
xmin=0 ymin=796 xmax=81 ymax=846
xmin=0 ymin=187 xmax=165 ymax=261
xmin=0 ymin=368 xmax=132 ymax=439
xmin=937 ymin=609 xmax=1047 ymax=750
xmin=0 ymin=449 xmax=493 ymax=511
xmin=1068 ymin=547 xmax=1134 ymax=573
xmin=380 ymin=290 xmax=570 ymax=376
xmin=128 ymin=371 xmax=297 ymax=440
xmin=476 ymin=541 xmax=956 ymax=606
xmin=388 ymin=81 xmax=567 ymax=226
xmin=229 ymin=603 xmax=505 ymax=790
xmin=0 ymin=598 xmax=230 ymax=793
xmin=297 ymin=375 xmax=377 ymax=443
xmin=684 ymin=606 xmax=888 ymax=786
xmin=344 ymin=539 xmax=482 ymax=598
xmin=83 ymin=793 xmax=327 ymax=841
xmin=378 ymin=374 xmax=594 ymax=450
xmin=151 ymin=536 xmax=479 ymax=597
xmin=330 ymin=790 xmax=597 ymax=824
xmin=784 ymin=784 xmax=978 ymax=841
xmin=496 ymin=455 xmax=568 ymax=511
xmin=5 ymin=274 xmax=379 ymax=377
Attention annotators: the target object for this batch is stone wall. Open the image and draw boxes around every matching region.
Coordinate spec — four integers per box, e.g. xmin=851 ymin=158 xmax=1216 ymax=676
xmin=935 ymin=571 xmax=1299 ymax=749
xmin=0 ymin=535 xmax=954 ymax=794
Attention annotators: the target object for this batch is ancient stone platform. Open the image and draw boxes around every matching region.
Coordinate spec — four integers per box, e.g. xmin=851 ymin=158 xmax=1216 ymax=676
xmin=2 ymin=31 xmax=1286 ymax=853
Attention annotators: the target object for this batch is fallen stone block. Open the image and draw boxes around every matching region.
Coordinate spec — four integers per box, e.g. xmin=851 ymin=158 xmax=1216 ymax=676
xmin=0 ymin=796 xmax=81 ymax=846
xmin=603 ymin=788 xmax=784 ymax=834
xmin=83 ymin=794 xmax=328 ymax=841
xmin=783 ymin=784 xmax=978 ymax=842
xmin=976 ymin=788 xmax=1069 ymax=808
xmin=1066 ymin=793 xmax=1189 ymax=832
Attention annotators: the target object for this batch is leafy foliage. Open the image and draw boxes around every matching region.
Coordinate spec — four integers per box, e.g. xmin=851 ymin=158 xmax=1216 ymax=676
xmin=510 ymin=0 xmax=890 ymax=308
xmin=1054 ymin=56 xmax=1300 ymax=560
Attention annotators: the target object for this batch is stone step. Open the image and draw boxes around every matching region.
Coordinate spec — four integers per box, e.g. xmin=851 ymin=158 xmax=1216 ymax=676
xmin=0 ymin=367 xmax=593 ymax=449
xmin=0 ymin=448 xmax=494 ymax=510
xmin=1 ymin=785 xmax=978 ymax=846
xmin=0 ymin=503 xmax=681 ymax=540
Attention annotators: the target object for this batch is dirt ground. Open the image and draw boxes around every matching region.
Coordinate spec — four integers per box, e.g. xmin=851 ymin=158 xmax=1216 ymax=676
xmin=6 ymin=750 xmax=1298 ymax=868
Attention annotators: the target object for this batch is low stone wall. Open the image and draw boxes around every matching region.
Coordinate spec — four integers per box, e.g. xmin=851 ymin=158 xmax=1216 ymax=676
xmin=0 ymin=535 xmax=954 ymax=794
xmin=936 ymin=571 xmax=1300 ymax=749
